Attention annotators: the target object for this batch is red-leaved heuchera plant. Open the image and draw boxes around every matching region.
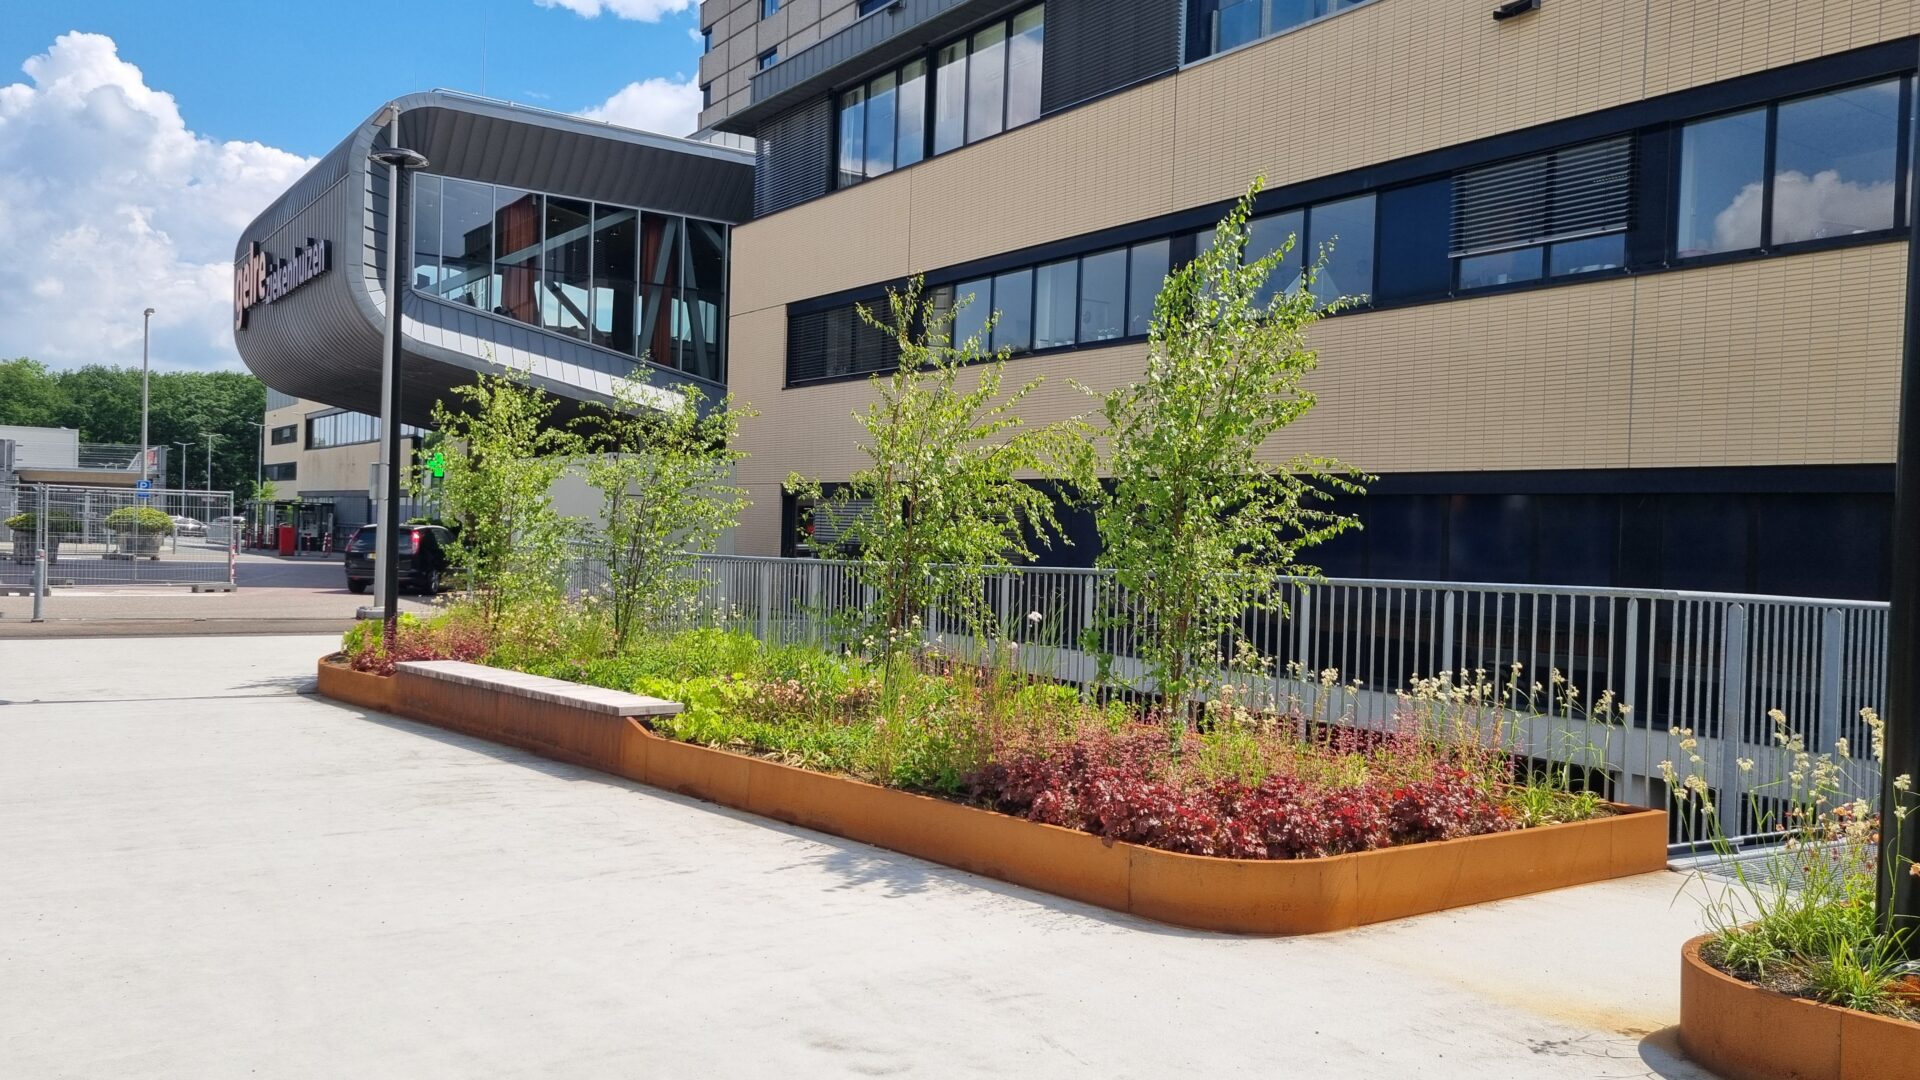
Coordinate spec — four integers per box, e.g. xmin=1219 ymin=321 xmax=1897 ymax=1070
xmin=968 ymin=724 xmax=1515 ymax=859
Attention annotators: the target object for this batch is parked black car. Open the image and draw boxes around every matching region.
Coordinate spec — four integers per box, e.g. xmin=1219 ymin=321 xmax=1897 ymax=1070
xmin=344 ymin=523 xmax=457 ymax=595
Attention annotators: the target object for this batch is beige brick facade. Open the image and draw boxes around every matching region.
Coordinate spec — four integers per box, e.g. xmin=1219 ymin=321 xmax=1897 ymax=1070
xmin=725 ymin=0 xmax=1916 ymax=555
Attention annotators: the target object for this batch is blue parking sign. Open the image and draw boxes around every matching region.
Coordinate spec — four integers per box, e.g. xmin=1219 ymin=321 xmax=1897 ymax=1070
xmin=135 ymin=479 xmax=154 ymax=498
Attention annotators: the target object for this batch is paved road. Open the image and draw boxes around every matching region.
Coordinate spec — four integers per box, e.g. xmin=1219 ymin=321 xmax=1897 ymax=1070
xmin=0 ymin=635 xmax=1721 ymax=1079
xmin=0 ymin=553 xmax=438 ymax=636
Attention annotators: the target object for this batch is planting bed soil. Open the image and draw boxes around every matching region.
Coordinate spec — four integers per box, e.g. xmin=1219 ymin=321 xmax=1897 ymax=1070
xmin=1679 ymin=935 xmax=1920 ymax=1080
xmin=318 ymin=656 xmax=1670 ymax=934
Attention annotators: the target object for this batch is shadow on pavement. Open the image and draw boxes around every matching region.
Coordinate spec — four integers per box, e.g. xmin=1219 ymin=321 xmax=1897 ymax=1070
xmin=320 ymin=695 xmax=1228 ymax=941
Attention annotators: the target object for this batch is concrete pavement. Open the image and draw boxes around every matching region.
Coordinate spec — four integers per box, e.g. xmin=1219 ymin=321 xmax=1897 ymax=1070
xmin=0 ymin=634 xmax=1722 ymax=1078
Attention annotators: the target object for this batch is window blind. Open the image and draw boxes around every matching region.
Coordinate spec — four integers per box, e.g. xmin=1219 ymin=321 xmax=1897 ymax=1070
xmin=1450 ymin=136 xmax=1633 ymax=257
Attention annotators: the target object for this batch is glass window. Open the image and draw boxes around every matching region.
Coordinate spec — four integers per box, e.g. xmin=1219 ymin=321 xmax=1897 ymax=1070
xmin=439 ymin=178 xmax=494 ymax=310
xmin=541 ymin=196 xmax=592 ymax=341
xmin=1268 ymin=0 xmax=1318 ymax=29
xmin=865 ymin=72 xmax=896 ymax=177
xmin=758 ymin=50 xmax=777 ymax=70
xmin=1078 ymin=248 xmax=1126 ymax=342
xmin=1246 ymin=209 xmax=1303 ymax=306
xmin=1006 ymin=5 xmax=1045 ymax=130
xmin=1033 ymin=259 xmax=1077 ymax=349
xmin=639 ymin=215 xmax=683 ymax=368
xmin=591 ymin=204 xmax=638 ymax=355
xmin=492 ymin=188 xmax=542 ymax=325
xmin=1676 ymin=108 xmax=1766 ymax=257
xmin=896 ymin=59 xmax=927 ymax=168
xmin=1771 ymin=80 xmax=1901 ymax=245
xmin=991 ymin=268 xmax=1033 ymax=354
xmin=934 ymin=43 xmax=967 ymax=155
xmin=1374 ymin=178 xmax=1453 ymax=302
xmin=1126 ymin=239 xmax=1169 ymax=336
xmin=1306 ymin=194 xmax=1374 ymax=304
xmin=685 ymin=290 xmax=725 ymax=382
xmin=411 ymin=173 xmax=442 ymax=291
xmin=1213 ymin=0 xmax=1264 ymax=53
xmin=1548 ymin=234 xmax=1625 ymax=277
xmin=837 ymin=86 xmax=866 ymax=188
xmin=967 ymin=23 xmax=1007 ymax=143
xmin=264 ymin=462 xmax=297 ymax=482
xmin=762 ymin=0 xmax=778 ymax=16
xmin=952 ymin=277 xmax=991 ymax=347
xmin=1457 ymin=247 xmax=1543 ymax=290
xmin=686 ymin=219 xmax=727 ymax=293
xmin=270 ymin=425 xmax=297 ymax=445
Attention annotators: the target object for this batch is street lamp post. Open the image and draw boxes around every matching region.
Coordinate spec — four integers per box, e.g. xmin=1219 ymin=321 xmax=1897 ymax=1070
xmin=245 ymin=420 xmax=265 ymax=491
xmin=1877 ymin=37 xmax=1920 ymax=954
xmin=140 ymin=307 xmax=155 ymax=483
xmin=173 ymin=441 xmax=191 ymax=495
xmin=199 ymin=433 xmax=220 ymax=525
xmin=246 ymin=420 xmax=266 ymax=546
xmin=367 ymin=114 xmax=430 ymax=647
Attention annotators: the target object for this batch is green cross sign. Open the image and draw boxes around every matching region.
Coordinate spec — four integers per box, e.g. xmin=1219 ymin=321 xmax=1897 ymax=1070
xmin=427 ymin=450 xmax=446 ymax=478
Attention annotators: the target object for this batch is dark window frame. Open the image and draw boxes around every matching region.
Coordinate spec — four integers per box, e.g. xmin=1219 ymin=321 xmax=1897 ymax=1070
xmin=790 ymin=54 xmax=1917 ymax=385
xmin=834 ymin=3 xmax=1045 ymax=189
xmin=409 ymin=174 xmax=733 ymax=386
xmin=1184 ymin=0 xmax=1381 ymax=66
xmin=269 ymin=424 xmax=298 ymax=445
xmin=1669 ymin=73 xmax=1912 ymax=269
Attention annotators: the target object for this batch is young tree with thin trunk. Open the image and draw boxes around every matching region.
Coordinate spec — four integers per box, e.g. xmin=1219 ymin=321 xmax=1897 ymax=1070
xmin=789 ymin=278 xmax=1093 ymax=658
xmin=578 ymin=375 xmax=753 ymax=652
xmin=1093 ymin=179 xmax=1366 ymax=721
xmin=428 ymin=367 xmax=581 ymax=633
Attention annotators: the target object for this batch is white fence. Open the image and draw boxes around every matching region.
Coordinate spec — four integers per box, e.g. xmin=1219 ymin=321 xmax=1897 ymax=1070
xmin=668 ymin=553 xmax=1888 ymax=844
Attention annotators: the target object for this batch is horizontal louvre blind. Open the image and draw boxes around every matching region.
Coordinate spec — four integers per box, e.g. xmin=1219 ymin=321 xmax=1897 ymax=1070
xmin=786 ymin=302 xmax=899 ymax=384
xmin=806 ymin=498 xmax=874 ymax=550
xmin=1450 ymin=136 xmax=1633 ymax=257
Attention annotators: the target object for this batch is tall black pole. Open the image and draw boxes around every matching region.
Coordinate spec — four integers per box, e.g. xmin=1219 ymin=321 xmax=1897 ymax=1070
xmin=1877 ymin=45 xmax=1920 ymax=949
xmin=369 ymin=138 xmax=429 ymax=648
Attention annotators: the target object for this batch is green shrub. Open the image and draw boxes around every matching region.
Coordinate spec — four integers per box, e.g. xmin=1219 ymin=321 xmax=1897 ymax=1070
xmin=102 ymin=506 xmax=173 ymax=534
xmin=5 ymin=510 xmax=81 ymax=534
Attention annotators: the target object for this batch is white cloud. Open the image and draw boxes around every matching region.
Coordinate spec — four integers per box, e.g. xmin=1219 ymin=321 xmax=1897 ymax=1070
xmin=1707 ymin=171 xmax=1897 ymax=253
xmin=580 ymin=76 xmax=703 ymax=137
xmin=534 ymin=0 xmax=695 ymax=20
xmin=0 ymin=32 xmax=314 ymax=371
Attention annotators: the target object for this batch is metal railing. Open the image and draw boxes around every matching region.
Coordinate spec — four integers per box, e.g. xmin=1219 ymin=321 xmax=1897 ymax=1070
xmin=665 ymin=553 xmax=1889 ymax=842
xmin=2 ymin=483 xmax=236 ymax=594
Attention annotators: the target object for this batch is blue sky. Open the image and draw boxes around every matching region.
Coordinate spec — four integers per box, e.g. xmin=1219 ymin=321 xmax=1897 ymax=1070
xmin=0 ymin=1 xmax=707 ymax=373
xmin=8 ymin=0 xmax=707 ymax=157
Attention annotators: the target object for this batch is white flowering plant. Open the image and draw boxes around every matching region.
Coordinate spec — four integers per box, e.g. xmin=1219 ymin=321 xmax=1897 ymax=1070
xmin=1676 ymin=705 xmax=1920 ymax=1019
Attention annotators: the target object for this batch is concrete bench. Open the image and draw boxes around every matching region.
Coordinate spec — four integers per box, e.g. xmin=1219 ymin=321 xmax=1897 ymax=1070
xmin=395 ymin=660 xmax=683 ymax=718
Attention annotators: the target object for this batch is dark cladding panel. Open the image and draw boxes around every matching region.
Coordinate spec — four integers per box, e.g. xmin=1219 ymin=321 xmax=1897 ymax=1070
xmin=756 ymin=97 xmax=834 ymax=216
xmin=1040 ymin=0 xmax=1182 ymax=116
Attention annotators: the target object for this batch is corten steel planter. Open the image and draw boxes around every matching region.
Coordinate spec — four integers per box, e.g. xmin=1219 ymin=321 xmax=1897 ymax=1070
xmin=316 ymin=656 xmax=397 ymax=715
xmin=318 ymin=657 xmax=1671 ymax=935
xmin=1679 ymin=935 xmax=1920 ymax=1080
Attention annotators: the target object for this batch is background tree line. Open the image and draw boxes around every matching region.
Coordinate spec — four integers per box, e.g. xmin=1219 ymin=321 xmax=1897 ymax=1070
xmin=0 ymin=357 xmax=266 ymax=500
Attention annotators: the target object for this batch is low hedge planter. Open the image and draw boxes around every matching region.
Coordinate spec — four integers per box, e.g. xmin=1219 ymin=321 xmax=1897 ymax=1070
xmin=318 ymin=656 xmax=1670 ymax=934
xmin=1679 ymin=935 xmax=1920 ymax=1080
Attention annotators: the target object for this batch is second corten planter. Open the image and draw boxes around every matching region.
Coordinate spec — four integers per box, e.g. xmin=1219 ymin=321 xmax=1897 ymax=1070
xmin=1679 ymin=934 xmax=1920 ymax=1080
